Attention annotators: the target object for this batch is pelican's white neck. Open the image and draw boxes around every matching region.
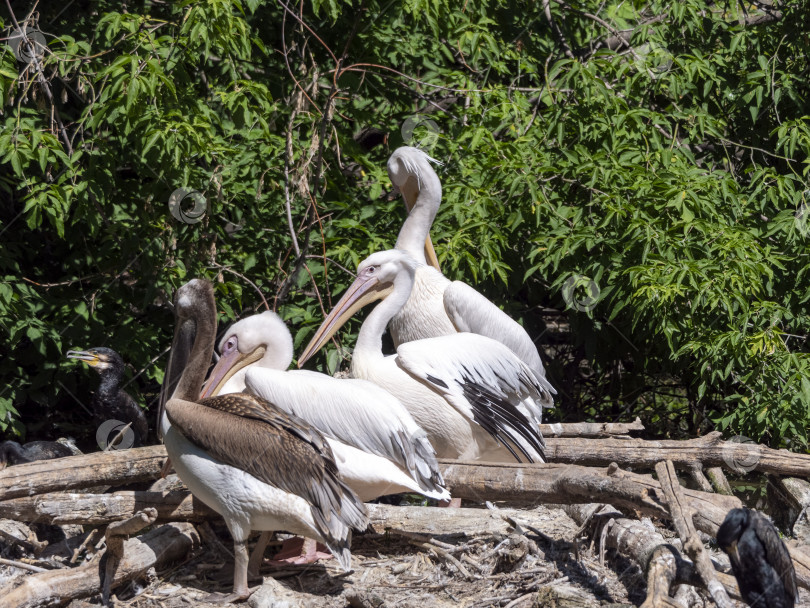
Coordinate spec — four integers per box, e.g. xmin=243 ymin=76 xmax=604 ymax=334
xmin=394 ymin=155 xmax=441 ymax=264
xmin=353 ymin=264 xmax=415 ymax=367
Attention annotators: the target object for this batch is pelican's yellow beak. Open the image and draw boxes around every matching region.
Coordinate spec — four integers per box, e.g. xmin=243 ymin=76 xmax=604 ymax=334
xmin=298 ymin=273 xmax=393 ymax=366
xmin=422 ymin=237 xmax=441 ymax=272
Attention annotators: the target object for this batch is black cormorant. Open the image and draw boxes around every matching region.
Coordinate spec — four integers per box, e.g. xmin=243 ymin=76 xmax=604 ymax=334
xmin=67 ymin=347 xmax=149 ymax=447
xmin=717 ymin=507 xmax=797 ymax=608
xmin=0 ymin=440 xmax=74 ymax=469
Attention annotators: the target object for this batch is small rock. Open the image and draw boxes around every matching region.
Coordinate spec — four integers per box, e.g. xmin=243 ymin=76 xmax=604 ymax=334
xmin=149 ymin=473 xmax=186 ymax=492
xmin=248 ymin=577 xmax=302 ymax=608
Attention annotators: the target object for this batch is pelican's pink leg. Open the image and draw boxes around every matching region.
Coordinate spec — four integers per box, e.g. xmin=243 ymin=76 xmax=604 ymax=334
xmin=268 ymin=537 xmax=332 ymax=566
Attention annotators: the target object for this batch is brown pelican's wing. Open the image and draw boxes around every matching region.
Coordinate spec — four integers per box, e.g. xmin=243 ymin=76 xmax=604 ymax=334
xmin=166 ymin=393 xmax=368 ymax=538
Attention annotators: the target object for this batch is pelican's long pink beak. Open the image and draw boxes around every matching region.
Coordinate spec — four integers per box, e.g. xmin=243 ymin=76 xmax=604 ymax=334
xmin=200 ymin=344 xmax=266 ymax=398
xmin=298 ymin=273 xmax=393 ymax=367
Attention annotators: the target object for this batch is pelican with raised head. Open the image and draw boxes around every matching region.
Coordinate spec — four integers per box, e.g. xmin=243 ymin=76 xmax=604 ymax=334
xmin=159 ymin=279 xmax=368 ymax=602
xmin=299 ymin=249 xmax=553 ymax=463
xmin=387 ymin=146 xmax=555 ymax=393
xmin=201 ymin=310 xmax=449 ymax=504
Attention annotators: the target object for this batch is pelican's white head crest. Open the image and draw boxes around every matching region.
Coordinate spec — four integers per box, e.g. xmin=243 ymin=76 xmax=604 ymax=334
xmin=387 ymin=146 xmax=442 ymax=191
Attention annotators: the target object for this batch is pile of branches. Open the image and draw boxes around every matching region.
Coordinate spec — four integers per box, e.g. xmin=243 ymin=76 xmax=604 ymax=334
xmin=0 ymin=421 xmax=808 ymax=606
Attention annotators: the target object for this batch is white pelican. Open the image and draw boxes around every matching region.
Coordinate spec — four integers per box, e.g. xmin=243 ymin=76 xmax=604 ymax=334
xmin=298 ymin=249 xmax=553 ymax=463
xmin=200 ymin=310 xmax=449 ymax=503
xmin=159 ymin=279 xmax=367 ymax=602
xmin=387 ymin=146 xmax=555 ymax=393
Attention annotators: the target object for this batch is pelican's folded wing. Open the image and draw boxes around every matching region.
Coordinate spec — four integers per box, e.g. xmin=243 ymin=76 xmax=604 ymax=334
xmin=395 ymin=333 xmax=547 ymax=463
xmin=444 ymin=280 xmax=556 ymax=404
xmin=244 ymin=368 xmax=445 ymax=494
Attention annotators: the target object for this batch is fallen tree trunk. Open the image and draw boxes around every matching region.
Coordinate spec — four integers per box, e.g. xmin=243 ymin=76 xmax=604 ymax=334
xmin=564 ymin=504 xmax=743 ymax=602
xmin=2 ymin=430 xmax=805 ymax=503
xmin=0 ymin=522 xmax=199 ymax=608
xmin=0 ymin=490 xmax=218 ymax=525
xmin=565 ymin=503 xmax=810 ymax=593
xmin=441 ymin=460 xmax=741 ymax=536
xmin=540 ymin=418 xmax=644 ymax=437
xmin=0 ymin=445 xmax=167 ymax=501
xmin=544 ymin=431 xmax=810 ymax=478
xmin=654 ymin=461 xmax=731 ymax=608
xmin=2 ymin=461 xmax=739 ymax=538
xmin=365 ymin=502 xmax=555 ymax=536
xmin=768 ymin=476 xmax=810 ymax=542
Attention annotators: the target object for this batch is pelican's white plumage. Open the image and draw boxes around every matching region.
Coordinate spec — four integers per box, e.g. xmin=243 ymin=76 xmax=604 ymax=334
xmin=202 ymin=311 xmax=449 ymax=502
xmin=299 ymin=249 xmax=553 ymax=463
xmin=387 ymin=146 xmax=555 ymax=396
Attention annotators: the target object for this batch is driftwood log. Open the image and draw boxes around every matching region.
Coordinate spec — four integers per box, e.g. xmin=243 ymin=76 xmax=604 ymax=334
xmin=544 ymin=431 xmax=810 ymax=477
xmin=0 ymin=490 xmax=217 ymax=526
xmin=0 ymin=522 xmax=199 ymax=608
xmin=2 ymin=432 xmax=808 ymax=503
xmin=0 ymin=445 xmax=167 ymax=501
xmin=440 ymin=460 xmax=741 ymax=536
xmin=1 ymin=461 xmax=740 ymax=537
xmin=540 ymin=418 xmax=644 ymax=437
xmin=102 ymin=508 xmax=158 ymax=604
xmin=768 ymin=476 xmax=810 ymax=542
xmin=642 ymin=545 xmax=687 ymax=608
xmin=654 ymin=460 xmax=732 ymax=608
xmin=564 ymin=504 xmax=744 ymax=604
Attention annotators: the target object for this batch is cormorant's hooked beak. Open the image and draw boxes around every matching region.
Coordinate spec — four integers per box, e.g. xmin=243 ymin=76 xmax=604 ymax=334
xmin=66 ymin=349 xmax=105 ymax=368
xmin=723 ymin=540 xmax=741 ymax=570
xmin=297 ymin=272 xmax=393 ymax=367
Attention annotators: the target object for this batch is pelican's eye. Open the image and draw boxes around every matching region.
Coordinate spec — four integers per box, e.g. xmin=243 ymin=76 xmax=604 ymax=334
xmin=223 ymin=337 xmax=238 ymax=353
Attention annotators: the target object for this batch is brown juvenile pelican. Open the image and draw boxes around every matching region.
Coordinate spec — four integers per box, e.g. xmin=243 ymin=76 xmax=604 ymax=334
xmin=201 ymin=310 xmax=448 ymax=503
xmin=159 ymin=279 xmax=368 ymax=602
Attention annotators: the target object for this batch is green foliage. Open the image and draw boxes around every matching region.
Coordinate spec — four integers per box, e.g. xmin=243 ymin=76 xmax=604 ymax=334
xmin=0 ymin=0 xmax=807 ymax=452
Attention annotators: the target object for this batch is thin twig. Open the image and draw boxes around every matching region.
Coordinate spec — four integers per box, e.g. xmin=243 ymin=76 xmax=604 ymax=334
xmin=209 ymin=262 xmax=270 ymax=311
xmin=120 ymin=345 xmax=171 ymax=391
xmin=0 ymin=556 xmax=48 ymax=573
xmin=542 ymin=0 xmax=575 ymax=59
xmin=304 ymin=255 xmax=355 ymax=278
xmin=4 ymin=0 xmax=73 ymax=155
